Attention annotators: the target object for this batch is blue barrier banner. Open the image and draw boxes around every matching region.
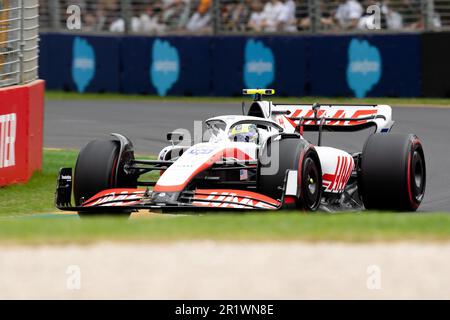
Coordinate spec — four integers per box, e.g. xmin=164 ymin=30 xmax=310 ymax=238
xmin=39 ymin=33 xmax=421 ymax=98
xmin=38 ymin=33 xmax=120 ymax=93
xmin=309 ymin=34 xmax=421 ymax=98
xmin=212 ymin=36 xmax=307 ymax=97
xmin=120 ymin=36 xmax=212 ymax=96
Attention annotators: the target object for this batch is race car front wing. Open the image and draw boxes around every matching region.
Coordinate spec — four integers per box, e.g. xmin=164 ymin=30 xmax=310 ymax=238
xmin=55 ymin=168 xmax=299 ymax=213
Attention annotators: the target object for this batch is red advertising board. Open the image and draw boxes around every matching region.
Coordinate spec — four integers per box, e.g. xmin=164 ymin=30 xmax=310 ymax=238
xmin=0 ymin=80 xmax=44 ymax=186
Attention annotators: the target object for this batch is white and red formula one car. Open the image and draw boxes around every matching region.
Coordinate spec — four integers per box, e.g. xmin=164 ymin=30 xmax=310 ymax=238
xmin=56 ymin=89 xmax=426 ymax=215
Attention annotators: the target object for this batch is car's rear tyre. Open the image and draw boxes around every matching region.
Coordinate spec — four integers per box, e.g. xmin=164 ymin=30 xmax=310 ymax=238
xmin=359 ymin=133 xmax=426 ymax=211
xmin=259 ymin=135 xmax=322 ymax=211
xmin=73 ymin=139 xmax=137 ymax=214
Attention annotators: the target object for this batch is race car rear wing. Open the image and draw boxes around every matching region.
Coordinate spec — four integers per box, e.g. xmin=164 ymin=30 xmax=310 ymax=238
xmin=247 ymin=101 xmax=394 ymax=134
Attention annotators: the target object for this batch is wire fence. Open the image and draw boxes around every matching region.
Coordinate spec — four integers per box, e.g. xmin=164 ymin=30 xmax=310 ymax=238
xmin=38 ymin=0 xmax=450 ymax=35
xmin=0 ymin=0 xmax=39 ymax=88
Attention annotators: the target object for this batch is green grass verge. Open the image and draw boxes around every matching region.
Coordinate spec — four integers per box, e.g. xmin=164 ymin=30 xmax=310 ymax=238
xmin=1 ymin=213 xmax=450 ymax=245
xmin=0 ymin=149 xmax=156 ymax=217
xmin=1 ymin=149 xmax=450 ymax=244
xmin=0 ymin=149 xmax=79 ymax=216
xmin=46 ymin=90 xmax=450 ymax=107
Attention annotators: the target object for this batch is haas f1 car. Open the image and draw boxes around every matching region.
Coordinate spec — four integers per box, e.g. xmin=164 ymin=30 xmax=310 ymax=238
xmin=56 ymin=89 xmax=426 ymax=214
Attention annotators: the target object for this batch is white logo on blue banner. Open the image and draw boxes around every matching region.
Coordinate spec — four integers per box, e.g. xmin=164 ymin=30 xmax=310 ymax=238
xmin=150 ymin=39 xmax=180 ymax=96
xmin=72 ymin=37 xmax=95 ymax=93
xmin=243 ymin=39 xmax=275 ymax=89
xmin=346 ymin=39 xmax=382 ymax=98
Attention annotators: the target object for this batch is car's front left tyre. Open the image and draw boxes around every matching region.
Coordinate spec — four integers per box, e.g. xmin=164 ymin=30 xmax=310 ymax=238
xmin=73 ymin=139 xmax=137 ymax=215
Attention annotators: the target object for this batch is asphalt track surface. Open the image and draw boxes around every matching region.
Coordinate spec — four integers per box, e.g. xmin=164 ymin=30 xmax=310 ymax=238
xmin=45 ymin=99 xmax=450 ymax=211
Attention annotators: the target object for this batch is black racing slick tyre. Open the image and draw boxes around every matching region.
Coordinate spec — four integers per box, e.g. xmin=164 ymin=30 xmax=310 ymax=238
xmin=259 ymin=135 xmax=322 ymax=211
xmin=297 ymin=151 xmax=322 ymax=210
xmin=73 ymin=139 xmax=137 ymax=207
xmin=359 ymin=133 xmax=426 ymax=211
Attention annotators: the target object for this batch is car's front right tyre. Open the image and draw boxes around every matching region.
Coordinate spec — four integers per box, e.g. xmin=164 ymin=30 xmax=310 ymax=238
xmin=258 ymin=135 xmax=322 ymax=211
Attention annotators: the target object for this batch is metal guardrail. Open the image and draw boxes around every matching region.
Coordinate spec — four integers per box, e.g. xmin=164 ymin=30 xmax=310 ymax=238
xmin=0 ymin=0 xmax=39 ymax=88
xmin=38 ymin=0 xmax=450 ymax=35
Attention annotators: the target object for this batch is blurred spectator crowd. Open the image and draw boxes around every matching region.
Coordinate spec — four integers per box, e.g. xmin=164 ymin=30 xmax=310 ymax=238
xmin=39 ymin=0 xmax=449 ymax=33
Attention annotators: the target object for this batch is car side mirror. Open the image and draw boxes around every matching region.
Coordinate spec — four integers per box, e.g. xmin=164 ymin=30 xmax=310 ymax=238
xmin=167 ymin=132 xmax=184 ymax=143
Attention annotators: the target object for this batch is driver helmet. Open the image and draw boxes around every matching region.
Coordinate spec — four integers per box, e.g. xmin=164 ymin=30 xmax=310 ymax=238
xmin=229 ymin=124 xmax=259 ymax=143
